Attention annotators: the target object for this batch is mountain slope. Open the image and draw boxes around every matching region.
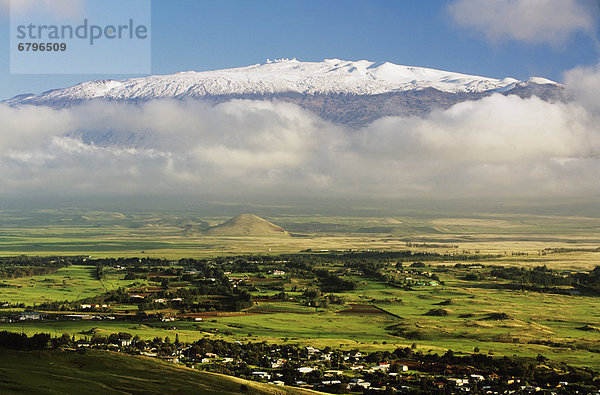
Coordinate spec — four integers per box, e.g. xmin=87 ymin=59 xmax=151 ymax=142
xmin=0 ymin=349 xmax=315 ymax=394
xmin=204 ymin=214 xmax=289 ymax=237
xmin=5 ymin=58 xmax=561 ymax=102
xmin=4 ymin=59 xmax=564 ymax=127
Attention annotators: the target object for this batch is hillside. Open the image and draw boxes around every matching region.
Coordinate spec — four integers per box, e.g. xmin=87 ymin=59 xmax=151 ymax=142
xmin=204 ymin=214 xmax=289 ymax=237
xmin=0 ymin=349 xmax=316 ymax=394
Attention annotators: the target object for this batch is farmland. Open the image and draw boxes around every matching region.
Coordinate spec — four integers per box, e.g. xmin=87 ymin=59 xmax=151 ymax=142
xmin=0 ymin=252 xmax=599 ymax=370
xmin=1 ymin=208 xmax=600 ymax=262
xmin=0 ymin=210 xmax=599 ymax=391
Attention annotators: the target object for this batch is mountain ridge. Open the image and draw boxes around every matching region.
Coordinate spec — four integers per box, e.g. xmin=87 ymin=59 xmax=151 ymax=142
xmin=5 ymin=58 xmax=560 ymax=104
xmin=3 ymin=59 xmax=565 ymax=127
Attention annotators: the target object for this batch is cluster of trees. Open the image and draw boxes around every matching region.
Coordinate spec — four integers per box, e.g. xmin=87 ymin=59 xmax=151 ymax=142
xmin=289 ymin=251 xmax=500 ymax=264
xmin=0 ymin=256 xmax=77 ymax=279
xmin=137 ymin=288 xmax=253 ymax=313
xmin=301 ymin=289 xmax=344 ymax=308
xmin=461 ymin=265 xmax=600 ymax=296
xmin=0 ymin=331 xmax=51 ymax=350
xmin=489 ymin=266 xmax=572 ymax=286
xmin=72 ymin=257 xmax=167 ymax=268
xmin=576 ymin=266 xmax=600 ymax=291
xmin=314 ymin=269 xmax=356 ymax=292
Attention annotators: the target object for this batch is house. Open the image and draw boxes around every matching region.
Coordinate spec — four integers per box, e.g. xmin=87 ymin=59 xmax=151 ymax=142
xmin=297 ymin=367 xmax=314 ymax=374
xmin=19 ymin=313 xmax=41 ymax=320
xmin=447 ymin=378 xmax=468 ymax=386
xmin=252 ymin=372 xmax=271 ymax=380
xmin=160 ymin=355 xmax=179 ymax=363
xmin=352 ymin=381 xmax=370 ymax=389
xmin=271 ymin=359 xmax=286 ymax=368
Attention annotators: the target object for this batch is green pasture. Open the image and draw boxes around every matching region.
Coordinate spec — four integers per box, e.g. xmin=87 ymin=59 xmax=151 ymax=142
xmin=0 ymin=210 xmax=599 ymax=268
xmin=0 ymin=266 xmax=146 ymax=305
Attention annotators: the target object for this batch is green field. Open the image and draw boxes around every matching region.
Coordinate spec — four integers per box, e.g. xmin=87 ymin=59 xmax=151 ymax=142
xmin=1 ymin=262 xmax=599 ymax=370
xmin=0 ymin=265 xmax=146 ymax=305
xmin=1 ymin=209 xmax=600 ymax=264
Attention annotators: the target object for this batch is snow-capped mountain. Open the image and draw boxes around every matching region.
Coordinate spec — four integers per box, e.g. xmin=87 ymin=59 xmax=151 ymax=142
xmin=5 ymin=59 xmax=563 ymax=126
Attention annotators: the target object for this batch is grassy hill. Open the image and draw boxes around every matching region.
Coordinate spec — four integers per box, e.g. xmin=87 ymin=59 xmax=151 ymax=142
xmin=0 ymin=349 xmax=317 ymax=394
xmin=204 ymin=214 xmax=289 ymax=237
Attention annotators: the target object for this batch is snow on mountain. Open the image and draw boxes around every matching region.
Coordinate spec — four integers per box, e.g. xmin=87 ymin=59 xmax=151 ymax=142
xmin=3 ymin=59 xmax=564 ymax=129
xmin=527 ymin=77 xmax=561 ymax=86
xmin=6 ymin=59 xmax=557 ymax=106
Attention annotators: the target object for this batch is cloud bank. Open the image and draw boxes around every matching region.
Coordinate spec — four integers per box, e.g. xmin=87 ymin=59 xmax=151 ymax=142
xmin=447 ymin=0 xmax=597 ymax=45
xmin=1 ymin=77 xmax=599 ymax=203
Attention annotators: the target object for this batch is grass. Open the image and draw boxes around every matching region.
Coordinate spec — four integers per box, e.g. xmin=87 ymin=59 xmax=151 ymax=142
xmin=0 ymin=210 xmax=598 ymax=265
xmin=0 ymin=266 xmax=148 ymax=305
xmin=4 ymin=278 xmax=597 ymax=370
xmin=0 ymin=349 xmax=318 ymax=394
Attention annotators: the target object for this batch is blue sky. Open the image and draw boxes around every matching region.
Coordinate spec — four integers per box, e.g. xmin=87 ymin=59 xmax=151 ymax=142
xmin=0 ymin=0 xmax=598 ymax=100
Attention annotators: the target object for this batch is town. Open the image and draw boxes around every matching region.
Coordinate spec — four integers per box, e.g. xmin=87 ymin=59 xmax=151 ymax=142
xmin=0 ymin=330 xmax=594 ymax=393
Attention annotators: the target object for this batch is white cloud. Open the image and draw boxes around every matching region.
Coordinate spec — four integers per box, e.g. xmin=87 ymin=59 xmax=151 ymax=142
xmin=447 ymin=0 xmax=597 ymax=45
xmin=564 ymin=62 xmax=600 ymax=113
xmin=0 ymin=88 xmax=599 ymax=202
